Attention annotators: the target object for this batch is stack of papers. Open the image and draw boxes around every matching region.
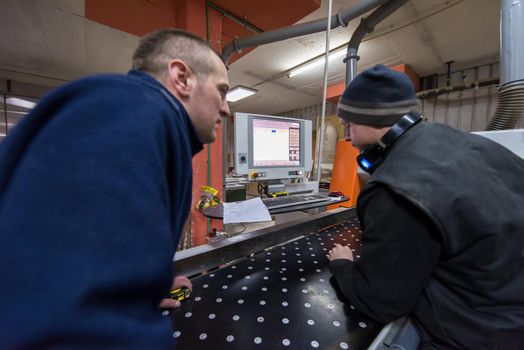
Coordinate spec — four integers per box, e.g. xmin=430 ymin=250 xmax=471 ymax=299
xmin=223 ymin=197 xmax=272 ymax=224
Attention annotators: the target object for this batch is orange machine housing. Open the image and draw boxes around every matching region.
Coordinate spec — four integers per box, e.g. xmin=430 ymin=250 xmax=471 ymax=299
xmin=328 ymin=140 xmax=361 ymax=209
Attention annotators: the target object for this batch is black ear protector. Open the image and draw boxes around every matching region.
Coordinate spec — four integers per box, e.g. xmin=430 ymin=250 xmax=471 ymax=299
xmin=357 ymin=113 xmax=422 ymax=173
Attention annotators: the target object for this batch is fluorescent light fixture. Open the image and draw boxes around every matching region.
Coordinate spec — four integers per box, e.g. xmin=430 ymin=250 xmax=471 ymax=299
xmin=6 ymin=97 xmax=36 ymax=110
xmin=226 ymin=85 xmax=257 ymax=102
xmin=288 ymin=48 xmax=347 ymax=78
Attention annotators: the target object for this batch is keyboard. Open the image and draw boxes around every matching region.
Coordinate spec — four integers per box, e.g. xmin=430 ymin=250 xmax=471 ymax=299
xmin=261 ymin=193 xmax=333 ymax=210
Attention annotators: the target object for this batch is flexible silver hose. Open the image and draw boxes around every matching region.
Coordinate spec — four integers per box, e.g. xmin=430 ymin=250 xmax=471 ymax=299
xmin=486 ymin=80 xmax=524 ymax=130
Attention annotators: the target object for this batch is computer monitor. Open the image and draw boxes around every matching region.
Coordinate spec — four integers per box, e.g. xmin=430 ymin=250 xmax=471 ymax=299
xmin=234 ymin=112 xmax=313 ymax=181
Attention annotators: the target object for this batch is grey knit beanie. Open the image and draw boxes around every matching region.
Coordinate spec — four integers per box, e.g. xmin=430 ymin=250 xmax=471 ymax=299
xmin=337 ymin=64 xmax=418 ymax=126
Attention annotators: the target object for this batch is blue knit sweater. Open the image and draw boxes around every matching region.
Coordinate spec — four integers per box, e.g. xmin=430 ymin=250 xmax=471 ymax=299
xmin=0 ymin=70 xmax=203 ymax=348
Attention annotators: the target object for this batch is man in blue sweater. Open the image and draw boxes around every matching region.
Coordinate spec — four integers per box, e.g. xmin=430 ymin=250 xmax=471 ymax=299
xmin=0 ymin=29 xmax=230 ymax=348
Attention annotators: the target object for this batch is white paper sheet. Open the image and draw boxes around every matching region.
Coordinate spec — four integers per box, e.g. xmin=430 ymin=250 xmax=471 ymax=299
xmin=223 ymin=197 xmax=272 ymax=224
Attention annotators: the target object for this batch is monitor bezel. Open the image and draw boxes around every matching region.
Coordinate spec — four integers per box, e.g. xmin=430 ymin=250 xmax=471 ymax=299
xmin=233 ymin=112 xmax=313 ymax=181
xmin=247 ymin=114 xmax=305 ymax=169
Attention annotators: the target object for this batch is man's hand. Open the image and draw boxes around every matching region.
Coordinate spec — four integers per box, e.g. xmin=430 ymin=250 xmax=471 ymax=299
xmin=326 ymin=243 xmax=354 ymax=262
xmin=159 ymin=275 xmax=193 ymax=309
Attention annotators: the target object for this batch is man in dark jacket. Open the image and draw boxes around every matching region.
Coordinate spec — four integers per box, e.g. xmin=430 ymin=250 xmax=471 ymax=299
xmin=326 ymin=64 xmax=524 ymax=349
xmin=0 ymin=29 xmax=230 ymax=348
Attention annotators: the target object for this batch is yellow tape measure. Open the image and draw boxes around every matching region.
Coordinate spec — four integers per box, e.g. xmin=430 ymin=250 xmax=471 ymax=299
xmin=169 ymin=287 xmax=191 ymax=302
xmin=270 ymin=191 xmax=288 ymax=198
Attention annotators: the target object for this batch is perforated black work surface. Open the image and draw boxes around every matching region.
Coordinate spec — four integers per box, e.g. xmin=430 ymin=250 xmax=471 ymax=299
xmin=166 ymin=217 xmax=382 ymax=349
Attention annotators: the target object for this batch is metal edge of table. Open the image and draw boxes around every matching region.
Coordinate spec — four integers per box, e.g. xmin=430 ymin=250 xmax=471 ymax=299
xmin=174 ymin=207 xmax=356 ymax=277
xmin=201 ymin=196 xmax=350 ymax=218
xmin=267 ymin=196 xmax=350 ymax=214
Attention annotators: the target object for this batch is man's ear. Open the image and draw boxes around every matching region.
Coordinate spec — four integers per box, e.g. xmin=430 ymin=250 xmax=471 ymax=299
xmin=166 ymin=59 xmax=194 ymax=98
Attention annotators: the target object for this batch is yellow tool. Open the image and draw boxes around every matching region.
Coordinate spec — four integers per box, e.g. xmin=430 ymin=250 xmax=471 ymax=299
xmin=269 ymin=191 xmax=288 ymax=198
xmin=169 ymin=287 xmax=191 ymax=302
xmin=196 ymin=185 xmax=221 ymax=211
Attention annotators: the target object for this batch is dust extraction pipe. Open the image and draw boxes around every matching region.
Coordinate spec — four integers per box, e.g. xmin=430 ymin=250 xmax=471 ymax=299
xmin=344 ymin=0 xmax=409 ymax=84
xmin=220 ymin=0 xmax=390 ymax=64
xmin=486 ymin=0 xmax=524 ymax=130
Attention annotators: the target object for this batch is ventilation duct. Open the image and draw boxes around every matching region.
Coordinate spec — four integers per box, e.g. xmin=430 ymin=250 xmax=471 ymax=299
xmin=486 ymin=0 xmax=524 ymax=130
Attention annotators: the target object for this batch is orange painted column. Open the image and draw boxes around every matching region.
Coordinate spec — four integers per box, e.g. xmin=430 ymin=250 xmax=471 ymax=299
xmin=174 ymin=0 xmax=205 ymax=32
xmin=175 ymin=0 xmax=223 ymax=247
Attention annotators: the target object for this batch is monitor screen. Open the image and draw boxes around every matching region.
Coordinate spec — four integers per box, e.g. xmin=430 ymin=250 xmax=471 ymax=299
xmin=252 ymin=118 xmax=300 ymax=167
xmin=234 ymin=113 xmax=312 ymax=181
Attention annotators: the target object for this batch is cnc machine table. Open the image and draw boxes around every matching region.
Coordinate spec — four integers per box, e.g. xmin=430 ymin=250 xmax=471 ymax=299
xmin=167 ymin=216 xmax=382 ymax=350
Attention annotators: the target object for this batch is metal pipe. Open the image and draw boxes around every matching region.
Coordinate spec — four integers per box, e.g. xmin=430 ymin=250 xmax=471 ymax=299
xmin=345 ymin=48 xmax=359 ymax=86
xmin=2 ymin=94 xmax=8 ymax=136
xmin=486 ymin=0 xmax=524 ymax=130
xmin=221 ymin=0 xmax=390 ymax=64
xmin=206 ymin=1 xmax=263 ymax=35
xmin=446 ymin=61 xmax=454 ymax=86
xmin=316 ymin=0 xmax=334 ymax=183
xmin=500 ymin=0 xmax=524 ymax=85
xmin=344 ymin=0 xmax=409 ymax=84
xmin=346 ymin=0 xmax=409 ymax=55
xmin=345 ymin=0 xmax=410 ymax=82
xmin=416 ymin=78 xmax=500 ymax=99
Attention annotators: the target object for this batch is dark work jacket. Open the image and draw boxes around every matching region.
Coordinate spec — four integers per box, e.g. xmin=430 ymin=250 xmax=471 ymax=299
xmin=362 ymin=122 xmax=524 ymax=349
xmin=0 ymin=70 xmax=203 ymax=348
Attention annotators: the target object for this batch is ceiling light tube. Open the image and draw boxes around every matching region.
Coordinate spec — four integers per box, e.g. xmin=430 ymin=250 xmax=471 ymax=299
xmin=288 ymin=49 xmax=346 ymax=78
xmin=226 ymin=85 xmax=257 ymax=102
xmin=5 ymin=97 xmax=36 ymax=110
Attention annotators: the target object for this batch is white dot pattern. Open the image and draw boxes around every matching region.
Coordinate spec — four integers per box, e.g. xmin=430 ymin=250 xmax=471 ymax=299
xmin=168 ymin=217 xmax=378 ymax=349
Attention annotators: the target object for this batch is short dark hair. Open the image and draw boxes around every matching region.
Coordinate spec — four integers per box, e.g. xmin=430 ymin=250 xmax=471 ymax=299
xmin=132 ymin=29 xmax=220 ymax=79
